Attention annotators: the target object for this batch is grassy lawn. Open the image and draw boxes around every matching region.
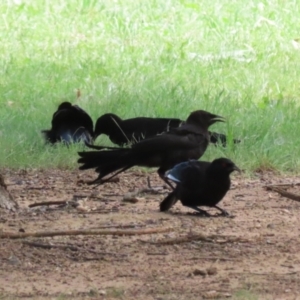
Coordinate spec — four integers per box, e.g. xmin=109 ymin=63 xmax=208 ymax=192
xmin=0 ymin=0 xmax=299 ymax=171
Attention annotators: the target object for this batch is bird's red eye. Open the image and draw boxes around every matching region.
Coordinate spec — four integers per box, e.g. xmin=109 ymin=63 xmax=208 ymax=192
xmin=222 ymin=162 xmax=228 ymax=168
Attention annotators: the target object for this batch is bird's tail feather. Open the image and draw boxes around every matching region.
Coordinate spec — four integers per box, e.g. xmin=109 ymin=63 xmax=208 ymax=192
xmin=160 ymin=191 xmax=178 ymax=212
xmin=41 ymin=130 xmax=56 ymax=144
xmin=78 ymin=149 xmax=132 ymax=181
xmin=84 ymin=142 xmax=121 ymax=150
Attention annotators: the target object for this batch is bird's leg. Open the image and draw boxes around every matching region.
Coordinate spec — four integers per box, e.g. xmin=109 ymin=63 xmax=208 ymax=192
xmin=139 ymin=170 xmax=173 ymax=194
xmin=214 ymin=205 xmax=230 ymax=217
xmin=88 ymin=165 xmax=132 ymax=187
xmin=143 ymin=175 xmax=167 ymax=193
xmin=157 ymin=169 xmax=175 ymax=191
xmin=186 ymin=206 xmax=211 ymax=217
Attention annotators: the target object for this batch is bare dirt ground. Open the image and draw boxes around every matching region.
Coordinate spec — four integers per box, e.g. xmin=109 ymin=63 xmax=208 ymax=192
xmin=1 ymin=168 xmax=300 ymax=300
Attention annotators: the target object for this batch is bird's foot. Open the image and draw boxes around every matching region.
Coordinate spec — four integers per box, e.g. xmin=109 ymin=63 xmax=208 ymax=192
xmin=186 ymin=206 xmax=212 ymax=217
xmin=195 ymin=210 xmax=211 ymax=217
xmin=146 ymin=176 xmax=169 ymax=193
xmin=218 ymin=211 xmax=235 ymax=218
xmin=214 ymin=206 xmax=234 ymax=218
xmin=215 ymin=209 xmax=235 ymax=218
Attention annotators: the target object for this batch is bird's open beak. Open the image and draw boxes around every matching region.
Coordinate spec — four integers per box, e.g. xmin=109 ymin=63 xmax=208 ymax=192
xmin=211 ymin=115 xmax=225 ymax=123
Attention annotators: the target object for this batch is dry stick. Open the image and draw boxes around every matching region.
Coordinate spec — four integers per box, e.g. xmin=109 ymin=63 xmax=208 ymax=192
xmin=73 ymin=194 xmax=118 ymax=202
xmin=265 ymin=186 xmax=300 ymax=203
xmin=87 ymin=224 xmax=145 ymax=229
xmin=265 ymin=182 xmax=300 ymax=188
xmin=0 ymin=227 xmax=172 ymax=239
xmin=78 ymin=177 xmax=120 ymax=185
xmin=29 ymin=200 xmax=77 ymax=208
xmin=188 ymin=256 xmax=239 ymax=261
xmin=143 ymin=234 xmax=251 ymax=245
xmin=22 ymin=241 xmax=78 ymax=251
xmin=77 ymin=208 xmax=120 ymax=214
xmin=22 ymin=241 xmax=122 ymax=256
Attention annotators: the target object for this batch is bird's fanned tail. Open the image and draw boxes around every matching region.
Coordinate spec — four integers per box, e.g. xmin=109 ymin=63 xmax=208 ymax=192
xmin=41 ymin=130 xmax=55 ymax=143
xmin=160 ymin=191 xmax=178 ymax=211
xmin=78 ymin=148 xmax=133 ymax=184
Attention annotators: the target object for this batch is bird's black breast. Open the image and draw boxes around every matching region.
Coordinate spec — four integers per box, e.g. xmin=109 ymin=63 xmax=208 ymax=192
xmin=179 ymin=176 xmax=231 ymax=207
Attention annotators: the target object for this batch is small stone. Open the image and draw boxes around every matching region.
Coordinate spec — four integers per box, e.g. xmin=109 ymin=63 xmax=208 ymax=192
xmin=99 ymin=290 xmax=106 ymax=295
xmin=122 ymin=196 xmax=140 ymax=203
xmin=202 ymin=290 xmax=218 ymax=299
xmin=8 ymin=255 xmax=21 ymax=265
xmin=222 ymin=293 xmax=232 ymax=298
xmin=207 ymin=267 xmax=217 ymax=276
xmin=193 ymin=269 xmax=207 ymax=276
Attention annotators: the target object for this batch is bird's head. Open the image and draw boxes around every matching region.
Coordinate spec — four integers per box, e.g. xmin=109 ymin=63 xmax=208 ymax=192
xmin=57 ymin=102 xmax=73 ymax=110
xmin=186 ymin=110 xmax=225 ymax=128
xmin=211 ymin=158 xmax=241 ymax=174
xmin=94 ymin=113 xmax=122 ymax=138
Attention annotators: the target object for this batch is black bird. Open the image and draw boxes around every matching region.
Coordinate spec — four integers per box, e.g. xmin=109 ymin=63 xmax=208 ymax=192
xmin=78 ymin=110 xmax=224 ymax=186
xmin=94 ymin=113 xmax=239 ymax=147
xmin=94 ymin=113 xmax=182 ymax=145
xmin=42 ymin=102 xmax=94 ymax=144
xmin=160 ymin=158 xmax=240 ymax=216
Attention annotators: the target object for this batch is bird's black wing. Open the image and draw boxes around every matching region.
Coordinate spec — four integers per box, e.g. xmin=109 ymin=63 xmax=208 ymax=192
xmin=131 ymin=133 xmax=204 ymax=154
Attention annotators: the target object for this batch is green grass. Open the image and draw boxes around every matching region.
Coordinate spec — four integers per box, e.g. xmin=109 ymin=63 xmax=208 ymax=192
xmin=233 ymin=289 xmax=259 ymax=300
xmin=0 ymin=0 xmax=300 ymax=171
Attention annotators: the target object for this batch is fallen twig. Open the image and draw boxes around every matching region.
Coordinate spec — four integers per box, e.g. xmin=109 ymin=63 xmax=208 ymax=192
xmin=265 ymin=183 xmax=300 ymax=188
xmin=77 ymin=177 xmax=120 ymax=185
xmin=124 ymin=188 xmax=166 ymax=199
xmin=143 ymin=234 xmax=251 ymax=245
xmin=88 ymin=224 xmax=144 ymax=229
xmin=188 ymin=256 xmax=238 ymax=261
xmin=29 ymin=200 xmax=77 ymax=208
xmin=22 ymin=241 xmax=78 ymax=251
xmin=73 ymin=194 xmax=118 ymax=201
xmin=265 ymin=186 xmax=300 ymax=203
xmin=147 ymin=252 xmax=169 ymax=255
xmin=0 ymin=227 xmax=172 ymax=239
xmin=233 ymin=271 xmax=299 ymax=276
xmin=77 ymin=208 xmax=119 ymax=214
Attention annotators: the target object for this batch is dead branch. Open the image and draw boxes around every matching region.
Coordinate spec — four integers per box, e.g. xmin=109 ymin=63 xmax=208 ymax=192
xmin=22 ymin=240 xmax=128 ymax=257
xmin=147 ymin=252 xmax=169 ymax=255
xmin=0 ymin=227 xmax=172 ymax=239
xmin=88 ymin=224 xmax=144 ymax=229
xmin=124 ymin=187 xmax=167 ymax=200
xmin=188 ymin=256 xmax=238 ymax=261
xmin=143 ymin=234 xmax=251 ymax=245
xmin=265 ymin=186 xmax=300 ymax=203
xmin=77 ymin=208 xmax=119 ymax=214
xmin=22 ymin=241 xmax=78 ymax=251
xmin=265 ymin=183 xmax=300 ymax=188
xmin=29 ymin=200 xmax=77 ymax=208
xmin=232 ymin=271 xmax=299 ymax=276
xmin=73 ymin=194 xmax=118 ymax=201
xmin=77 ymin=177 xmax=120 ymax=186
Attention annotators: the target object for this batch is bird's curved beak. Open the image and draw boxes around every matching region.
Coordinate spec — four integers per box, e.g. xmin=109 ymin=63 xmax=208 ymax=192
xmin=233 ymin=165 xmax=241 ymax=173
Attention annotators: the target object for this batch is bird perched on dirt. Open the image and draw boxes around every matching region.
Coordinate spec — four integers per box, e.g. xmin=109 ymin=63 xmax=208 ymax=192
xmin=42 ymin=102 xmax=94 ymax=144
xmin=78 ymin=110 xmax=225 ymax=187
xmin=160 ymin=158 xmax=240 ymax=216
xmin=94 ymin=113 xmax=239 ymax=147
